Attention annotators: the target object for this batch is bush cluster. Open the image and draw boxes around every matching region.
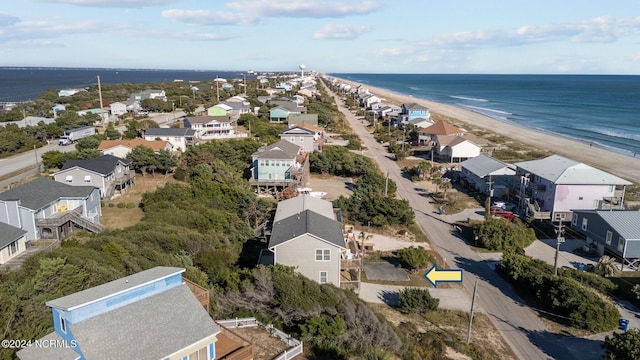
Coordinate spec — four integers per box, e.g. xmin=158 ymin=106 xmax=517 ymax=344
xmin=474 ymin=218 xmax=536 ymax=251
xmin=397 ymin=288 xmax=440 ymax=314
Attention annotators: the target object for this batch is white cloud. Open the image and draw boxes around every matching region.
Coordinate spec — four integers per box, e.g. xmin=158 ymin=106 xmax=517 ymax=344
xmin=312 ymin=23 xmax=371 ymax=40
xmin=373 ymin=47 xmax=411 ymax=57
xmin=163 ymin=0 xmax=381 ymax=26
xmin=29 ymin=0 xmax=176 ymax=7
xmin=419 ymin=16 xmax=640 ymax=49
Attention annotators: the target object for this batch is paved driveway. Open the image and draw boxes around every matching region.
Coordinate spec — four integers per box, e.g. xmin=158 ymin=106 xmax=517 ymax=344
xmin=359 ymin=283 xmax=471 ymax=312
xmin=363 ymin=262 xmax=409 ymax=281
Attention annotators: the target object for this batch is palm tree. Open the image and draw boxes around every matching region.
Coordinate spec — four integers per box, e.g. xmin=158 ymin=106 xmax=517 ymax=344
xmin=596 ymin=255 xmax=618 ymax=277
xmin=358 ymin=231 xmax=373 ymax=256
xmin=417 ymin=161 xmax=431 ymax=180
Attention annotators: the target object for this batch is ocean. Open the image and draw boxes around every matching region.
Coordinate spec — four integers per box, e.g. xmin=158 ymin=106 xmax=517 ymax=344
xmin=332 ymin=73 xmax=640 ymax=157
xmin=1 ymin=68 xmax=639 ymax=157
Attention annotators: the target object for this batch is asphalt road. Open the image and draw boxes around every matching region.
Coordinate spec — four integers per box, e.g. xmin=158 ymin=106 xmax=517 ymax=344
xmin=330 ymin=92 xmax=597 ymax=360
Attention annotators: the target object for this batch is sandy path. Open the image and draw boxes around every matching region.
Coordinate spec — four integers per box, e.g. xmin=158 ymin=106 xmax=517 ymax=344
xmin=332 ymin=77 xmax=640 ymax=182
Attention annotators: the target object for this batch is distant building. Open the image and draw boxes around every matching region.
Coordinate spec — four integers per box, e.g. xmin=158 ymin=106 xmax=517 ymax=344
xmin=143 ymin=127 xmax=196 ymax=151
xmin=98 ymin=138 xmax=172 ymax=158
xmin=58 ymin=89 xmax=84 ymax=97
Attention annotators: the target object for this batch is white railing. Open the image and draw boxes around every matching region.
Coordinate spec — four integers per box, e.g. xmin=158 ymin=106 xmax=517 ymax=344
xmin=218 ymin=317 xmax=303 ymax=360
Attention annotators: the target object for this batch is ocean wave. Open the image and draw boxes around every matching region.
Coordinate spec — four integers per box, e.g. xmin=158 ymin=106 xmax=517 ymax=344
xmin=408 ymin=86 xmax=421 ymax=91
xmin=459 ymin=104 xmax=512 ymax=116
xmin=577 ymin=126 xmax=640 ymax=142
xmin=450 ymin=95 xmax=488 ymax=102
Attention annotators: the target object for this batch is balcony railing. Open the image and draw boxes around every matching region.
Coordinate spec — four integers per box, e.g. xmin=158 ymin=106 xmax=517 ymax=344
xmin=183 ymin=278 xmax=209 ymax=311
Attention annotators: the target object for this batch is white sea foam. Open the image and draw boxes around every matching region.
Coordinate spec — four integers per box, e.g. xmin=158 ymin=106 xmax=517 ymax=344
xmin=578 ymin=126 xmax=640 ymax=142
xmin=408 ymin=86 xmax=421 ymax=91
xmin=450 ymin=95 xmax=488 ymax=102
xmin=460 ymin=104 xmax=512 ymax=116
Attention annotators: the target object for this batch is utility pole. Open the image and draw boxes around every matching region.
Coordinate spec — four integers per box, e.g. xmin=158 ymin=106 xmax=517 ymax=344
xmin=486 ymin=175 xmax=494 ymax=205
xmin=384 ymin=171 xmax=389 ymax=196
xmin=554 ymin=220 xmax=565 ymax=276
xmin=401 ymin=126 xmax=406 ymax=152
xmin=97 ymin=75 xmax=105 ymax=124
xmin=466 ymin=280 xmax=478 ymax=343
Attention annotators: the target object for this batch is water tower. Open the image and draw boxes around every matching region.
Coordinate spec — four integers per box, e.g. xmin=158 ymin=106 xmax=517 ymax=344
xmin=299 ymin=64 xmax=306 ymax=77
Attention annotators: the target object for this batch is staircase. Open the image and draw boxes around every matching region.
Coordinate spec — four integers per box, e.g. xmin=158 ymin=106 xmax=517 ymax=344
xmin=36 ymin=206 xmax=105 ymax=234
xmin=68 ymin=211 xmax=105 ymax=233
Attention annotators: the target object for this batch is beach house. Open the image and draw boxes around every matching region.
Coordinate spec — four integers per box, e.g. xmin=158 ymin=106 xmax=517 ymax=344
xmin=0 ymin=222 xmax=27 ymax=265
xmin=98 ymin=138 xmax=172 ymax=158
xmin=251 ymin=140 xmax=307 ymax=191
xmin=514 ymin=155 xmax=632 ymax=221
xmin=417 ymin=120 xmax=465 ymax=144
xmin=184 ymin=115 xmax=247 ymax=140
xmin=0 ymin=178 xmax=102 ymax=242
xmin=460 ymin=154 xmax=516 ymax=198
xmin=279 ymin=126 xmax=321 ymax=153
xmin=398 ymin=103 xmax=430 ymax=126
xmin=52 ymin=155 xmax=134 ymax=200
xmin=143 ymin=127 xmax=196 ymax=151
xmin=17 ymin=267 xmax=221 ymax=360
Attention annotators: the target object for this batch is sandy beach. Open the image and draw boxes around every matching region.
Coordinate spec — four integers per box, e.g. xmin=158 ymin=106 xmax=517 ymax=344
xmin=332 ymin=77 xmax=640 ymax=183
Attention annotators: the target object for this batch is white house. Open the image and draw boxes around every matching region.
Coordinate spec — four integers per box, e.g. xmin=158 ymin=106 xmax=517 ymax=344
xmin=109 ymin=102 xmax=128 ymax=116
xmin=143 ymin=128 xmax=196 ymax=152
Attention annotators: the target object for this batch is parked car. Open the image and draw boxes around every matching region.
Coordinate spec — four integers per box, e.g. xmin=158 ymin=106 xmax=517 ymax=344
xmin=490 ymin=206 xmax=517 ymax=220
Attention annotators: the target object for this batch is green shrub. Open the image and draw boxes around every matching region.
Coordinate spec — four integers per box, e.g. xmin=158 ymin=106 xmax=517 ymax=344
xmin=126 ymin=202 xmax=136 ymax=209
xmin=397 ymin=288 xmax=439 ymax=313
xmin=117 ymin=202 xmax=125 ymax=208
xmin=108 ymin=203 xmax=115 ymax=208
xmin=474 ymin=218 xmax=536 ymax=252
xmin=396 ymin=246 xmax=432 ymax=271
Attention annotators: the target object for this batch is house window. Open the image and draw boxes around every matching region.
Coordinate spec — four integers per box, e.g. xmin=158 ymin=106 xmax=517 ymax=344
xmin=299 ymin=136 xmax=304 ymax=142
xmin=259 ymin=160 xmax=264 ymax=166
xmin=315 ymin=249 xmax=330 ymax=261
xmin=572 ymin=213 xmax=578 ymax=226
xmin=84 ymin=175 xmax=91 ymax=183
xmin=319 ymin=271 xmax=328 ymax=284
xmin=188 ymin=347 xmax=208 ymax=360
xmin=290 ymin=136 xmax=295 ymax=142
xmin=8 ymin=241 xmax=19 ymax=256
xmin=174 ymin=137 xmax=180 ymax=142
xmin=65 ymin=175 xmax=73 ymax=183
xmin=578 ymin=197 xmax=583 ymax=200
xmin=265 ymin=160 xmax=270 ymax=166
xmin=618 ymin=237 xmax=625 ymax=252
xmin=609 ymin=185 xmax=615 ymax=192
xmin=582 ymin=218 xmax=588 ymax=231
xmin=60 ymin=317 xmax=66 ymax=333
xmin=606 ymin=231 xmax=612 ymax=245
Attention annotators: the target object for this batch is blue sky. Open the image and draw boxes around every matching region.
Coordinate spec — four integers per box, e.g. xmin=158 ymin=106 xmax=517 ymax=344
xmin=1 ymin=0 xmax=640 ymax=74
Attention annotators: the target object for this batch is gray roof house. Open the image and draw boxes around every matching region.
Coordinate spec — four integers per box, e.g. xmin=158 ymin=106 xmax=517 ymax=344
xmin=251 ymin=140 xmax=306 ymax=188
xmin=266 ymin=195 xmax=359 ymax=288
xmin=460 ymin=154 xmax=516 ymax=198
xmin=17 ymin=267 xmax=221 ymax=360
xmin=0 ymin=222 xmax=27 ymax=265
xmin=143 ymin=127 xmax=196 ymax=151
xmin=53 ymin=155 xmax=134 ymax=200
xmin=571 ymin=210 xmax=640 ymax=269
xmin=514 ymin=155 xmax=632 ymax=221
xmin=0 ymin=177 xmax=102 ymax=241
xmin=279 ymin=126 xmax=321 ymax=153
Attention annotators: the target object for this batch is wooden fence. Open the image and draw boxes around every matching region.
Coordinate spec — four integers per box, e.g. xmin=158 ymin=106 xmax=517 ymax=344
xmin=217 ymin=317 xmax=303 ymax=360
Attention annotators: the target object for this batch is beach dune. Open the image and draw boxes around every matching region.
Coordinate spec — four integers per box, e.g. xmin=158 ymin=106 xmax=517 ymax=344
xmin=332 ymin=77 xmax=640 ymax=183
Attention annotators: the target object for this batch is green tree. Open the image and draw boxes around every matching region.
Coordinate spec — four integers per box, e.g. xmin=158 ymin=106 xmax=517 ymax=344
xmin=155 ymin=149 xmax=178 ymax=176
xmin=123 ymin=120 xmax=139 ymax=139
xmin=396 ymin=246 xmax=432 ymax=272
xmin=75 ymin=136 xmax=101 ymax=151
xmin=127 ymin=145 xmax=156 ymax=175
xmin=603 ymin=328 xmax=640 ymax=359
xmin=104 ymin=123 xmax=121 ymax=140
xmin=397 ymin=288 xmax=440 ymax=313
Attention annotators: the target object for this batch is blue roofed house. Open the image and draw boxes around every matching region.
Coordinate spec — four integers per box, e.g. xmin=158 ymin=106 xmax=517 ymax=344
xmin=570 ymin=210 xmax=640 ymax=269
xmin=251 ymin=140 xmax=307 ymax=190
xmin=398 ymin=102 xmax=430 ymax=126
xmin=52 ymin=155 xmax=134 ymax=200
xmin=0 ymin=178 xmax=103 ymax=242
xmin=266 ymin=195 xmax=359 ymax=288
xmin=460 ymin=154 xmax=516 ymax=198
xmin=514 ymin=155 xmax=632 ymax=222
xmin=0 ymin=222 xmax=27 ymax=265
xmin=17 ymin=267 xmax=221 ymax=360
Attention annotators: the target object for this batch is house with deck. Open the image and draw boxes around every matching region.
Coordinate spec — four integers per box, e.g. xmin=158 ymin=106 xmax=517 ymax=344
xmin=267 ymin=195 xmax=359 ymax=288
xmin=0 ymin=222 xmax=27 ymax=265
xmin=460 ymin=154 xmax=516 ymax=198
xmin=184 ymin=115 xmax=247 ymax=140
xmin=433 ymin=135 xmax=482 ymax=163
xmin=17 ymin=267 xmax=221 ymax=360
xmin=570 ymin=210 xmax=640 ymax=269
xmin=514 ymin=155 xmax=632 ymax=221
xmin=99 ymin=138 xmax=172 ymax=158
xmin=251 ymin=140 xmax=307 ymax=191
xmin=417 ymin=120 xmax=465 ymax=144
xmin=0 ymin=178 xmax=102 ymax=242
xmin=53 ymin=155 xmax=134 ymax=200
xmin=143 ymin=127 xmax=196 ymax=151
xmin=279 ymin=126 xmax=321 ymax=153
xmin=398 ymin=103 xmax=430 ymax=125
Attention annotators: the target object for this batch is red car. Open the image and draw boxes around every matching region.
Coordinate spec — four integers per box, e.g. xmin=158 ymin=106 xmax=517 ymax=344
xmin=490 ymin=207 xmax=517 ymax=220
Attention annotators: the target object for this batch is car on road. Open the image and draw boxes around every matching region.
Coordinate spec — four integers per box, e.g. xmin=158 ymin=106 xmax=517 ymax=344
xmin=490 ymin=206 xmax=517 ymax=220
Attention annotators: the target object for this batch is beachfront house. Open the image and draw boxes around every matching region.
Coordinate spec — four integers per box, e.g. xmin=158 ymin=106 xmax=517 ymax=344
xmin=514 ymin=155 xmax=632 ymax=221
xmin=398 ymin=103 xmax=430 ymax=126
xmin=143 ymin=127 xmax=196 ymax=151
xmin=570 ymin=210 xmax=640 ymax=269
xmin=460 ymin=154 xmax=516 ymax=198
xmin=417 ymin=120 xmax=465 ymax=145
xmin=266 ymin=195 xmax=358 ymax=288
xmin=0 ymin=178 xmax=103 ymax=242
xmin=53 ymin=155 xmax=134 ymax=200
xmin=17 ymin=267 xmax=221 ymax=360
xmin=280 ymin=126 xmax=321 ymax=153
xmin=184 ymin=115 xmax=247 ymax=140
xmin=250 ymin=140 xmax=307 ymax=190
xmin=98 ymin=138 xmax=172 ymax=158
xmin=434 ymin=135 xmax=482 ymax=163
xmin=0 ymin=222 xmax=27 ymax=265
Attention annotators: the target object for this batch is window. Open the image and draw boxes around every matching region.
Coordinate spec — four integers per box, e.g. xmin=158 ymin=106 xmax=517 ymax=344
xmin=65 ymin=175 xmax=73 ymax=183
xmin=582 ymin=218 xmax=588 ymax=231
xmin=572 ymin=213 xmax=578 ymax=225
xmin=609 ymin=185 xmax=615 ymax=192
xmin=290 ymin=136 xmax=295 ymax=142
xmin=60 ymin=317 xmax=66 ymax=333
xmin=606 ymin=231 xmax=612 ymax=245
xmin=265 ymin=160 xmax=270 ymax=166
xmin=315 ymin=249 xmax=330 ymax=261
xmin=618 ymin=237 xmax=625 ymax=252
xmin=259 ymin=160 xmax=264 ymax=166
xmin=299 ymin=136 xmax=304 ymax=142
xmin=8 ymin=241 xmax=19 ymax=256
xmin=84 ymin=175 xmax=91 ymax=183
xmin=188 ymin=347 xmax=208 ymax=360
xmin=319 ymin=271 xmax=328 ymax=284
xmin=578 ymin=196 xmax=583 ymax=200
xmin=174 ymin=137 xmax=180 ymax=142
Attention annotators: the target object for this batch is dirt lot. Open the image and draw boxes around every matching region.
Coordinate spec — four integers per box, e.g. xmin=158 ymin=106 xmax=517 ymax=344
xmin=307 ymin=174 xmax=354 ymax=201
xmin=100 ymin=175 xmax=178 ymax=230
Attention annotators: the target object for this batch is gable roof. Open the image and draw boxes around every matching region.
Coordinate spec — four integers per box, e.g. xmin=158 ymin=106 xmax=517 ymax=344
xmin=0 ymin=222 xmax=27 ymax=249
xmin=515 ymin=155 xmax=632 ymax=185
xmin=280 ymin=126 xmax=316 ymax=136
xmin=0 ymin=177 xmax=95 ymax=210
xmin=461 ymin=154 xmax=515 ymax=177
xmin=402 ymin=102 xmax=429 ymax=111
xmin=269 ymin=209 xmax=345 ymax=249
xmin=297 ymin=122 xmax=323 ymax=133
xmin=274 ymin=194 xmax=335 ymax=222
xmin=98 ymin=139 xmax=169 ymax=152
xmin=253 ymin=139 xmax=301 ymax=160
xmin=47 ymin=267 xmax=185 ymax=311
xmin=185 ymin=115 xmax=231 ymax=125
xmin=420 ymin=121 xmax=464 ymax=135
xmin=576 ymin=210 xmax=640 ymax=240
xmin=144 ymin=128 xmax=196 ymax=137
xmin=60 ymin=155 xmax=130 ymax=176
xmin=72 ymin=284 xmax=219 ymax=360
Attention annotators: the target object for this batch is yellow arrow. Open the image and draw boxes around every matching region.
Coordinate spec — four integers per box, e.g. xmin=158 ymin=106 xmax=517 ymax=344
xmin=424 ymin=265 xmax=463 ymax=287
